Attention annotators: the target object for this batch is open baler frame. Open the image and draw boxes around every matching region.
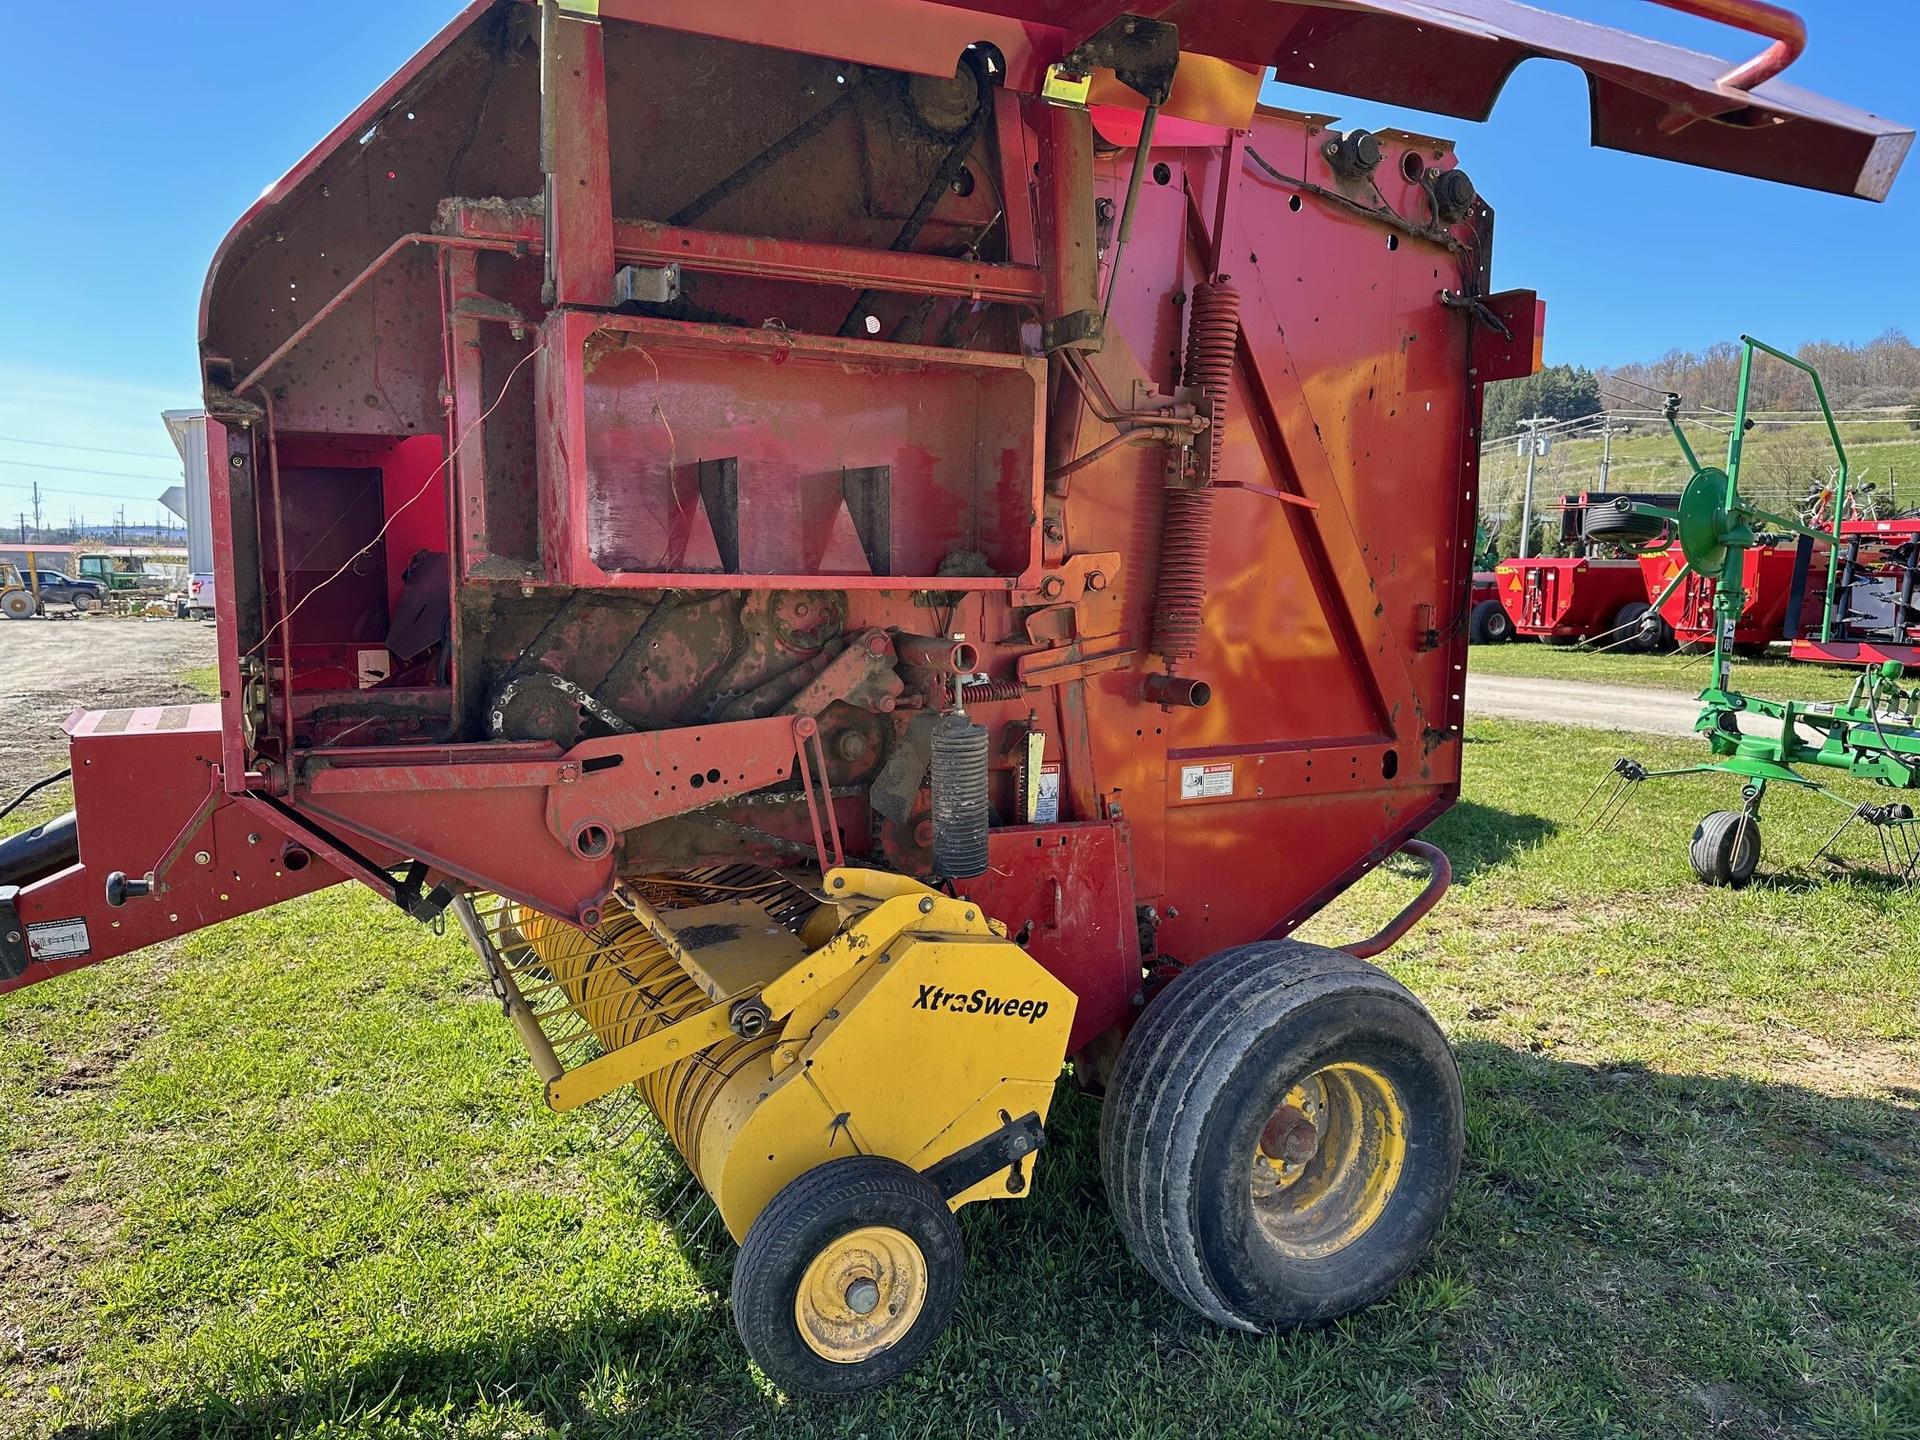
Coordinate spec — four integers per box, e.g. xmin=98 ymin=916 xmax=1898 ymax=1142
xmin=0 ymin=0 xmax=1909 ymax=1398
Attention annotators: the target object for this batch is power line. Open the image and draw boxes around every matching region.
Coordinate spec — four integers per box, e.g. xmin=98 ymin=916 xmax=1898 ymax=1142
xmin=0 ymin=459 xmax=181 ymax=484
xmin=0 ymin=434 xmax=179 ymax=463
xmin=0 ymin=477 xmax=165 ymax=503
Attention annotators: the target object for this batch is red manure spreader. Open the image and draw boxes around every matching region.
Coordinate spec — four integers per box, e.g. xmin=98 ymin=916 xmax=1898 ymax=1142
xmin=0 ymin=0 xmax=1906 ymax=1394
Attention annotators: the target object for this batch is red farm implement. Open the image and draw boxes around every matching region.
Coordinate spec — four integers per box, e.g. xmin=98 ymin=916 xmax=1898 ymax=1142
xmin=0 ymin=0 xmax=1906 ymax=1396
xmin=1494 ymin=556 xmax=1652 ymax=646
xmin=1641 ymin=542 xmax=1801 ymax=653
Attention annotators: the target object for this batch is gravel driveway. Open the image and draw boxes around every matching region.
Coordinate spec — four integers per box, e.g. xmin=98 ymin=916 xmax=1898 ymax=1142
xmin=0 ymin=618 xmax=216 ymax=800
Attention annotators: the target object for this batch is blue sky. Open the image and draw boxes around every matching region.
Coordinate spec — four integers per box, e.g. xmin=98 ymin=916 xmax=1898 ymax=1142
xmin=0 ymin=1 xmax=1913 ymax=523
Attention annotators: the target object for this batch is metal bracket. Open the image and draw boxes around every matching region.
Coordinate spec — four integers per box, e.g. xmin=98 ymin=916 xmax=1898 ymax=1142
xmin=1058 ymin=16 xmax=1180 ymax=106
xmin=0 ymin=886 xmax=26 ymax=981
xmin=923 ymin=1110 xmax=1048 ymax=1199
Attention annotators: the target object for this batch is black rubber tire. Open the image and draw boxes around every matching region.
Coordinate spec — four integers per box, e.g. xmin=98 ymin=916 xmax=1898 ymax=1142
xmin=1611 ymin=601 xmax=1661 ymax=654
xmin=1689 ymin=810 xmax=1761 ymax=888
xmin=1100 ymin=941 xmax=1463 ymax=1332
xmin=1 ymin=591 xmax=35 ymax=621
xmin=1468 ymin=598 xmax=1513 ymax=645
xmin=1583 ymin=498 xmax=1666 ymax=545
xmin=731 ymin=1156 xmax=964 ymax=1396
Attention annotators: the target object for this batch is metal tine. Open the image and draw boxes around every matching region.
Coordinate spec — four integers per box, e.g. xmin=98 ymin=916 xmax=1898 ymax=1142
xmin=1812 ymin=808 xmax=1861 ymax=867
xmin=1573 ymin=762 xmax=1627 ymax=824
xmin=1593 ymin=781 xmax=1640 ymax=836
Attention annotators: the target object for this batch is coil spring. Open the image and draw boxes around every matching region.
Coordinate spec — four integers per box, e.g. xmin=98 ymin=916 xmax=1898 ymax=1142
xmin=955 ymin=677 xmax=1029 ymax=705
xmin=931 ymin=712 xmax=990 ymax=879
xmin=1152 ymin=280 xmax=1240 ymax=665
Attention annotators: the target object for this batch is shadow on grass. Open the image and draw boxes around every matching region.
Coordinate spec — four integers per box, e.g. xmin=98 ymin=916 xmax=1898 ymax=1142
xmin=57 ymin=1043 xmax=1920 ymax=1440
xmin=1419 ymin=799 xmax=1558 ymax=882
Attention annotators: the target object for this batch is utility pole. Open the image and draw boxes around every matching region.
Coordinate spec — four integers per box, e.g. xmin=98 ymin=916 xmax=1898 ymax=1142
xmin=1516 ymin=418 xmax=1553 ymax=558
xmin=16 ymin=513 xmax=26 ymax=545
xmin=30 ymin=479 xmax=42 ymax=536
xmin=1596 ymin=423 xmax=1631 ymax=495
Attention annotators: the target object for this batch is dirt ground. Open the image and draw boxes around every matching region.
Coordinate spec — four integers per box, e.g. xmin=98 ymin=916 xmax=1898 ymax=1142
xmin=0 ymin=618 xmax=216 ymax=799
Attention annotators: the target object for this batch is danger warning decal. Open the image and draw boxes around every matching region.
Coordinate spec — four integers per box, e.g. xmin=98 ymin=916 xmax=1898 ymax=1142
xmin=27 ymin=917 xmax=91 ymax=961
xmin=1179 ymin=762 xmax=1235 ymax=800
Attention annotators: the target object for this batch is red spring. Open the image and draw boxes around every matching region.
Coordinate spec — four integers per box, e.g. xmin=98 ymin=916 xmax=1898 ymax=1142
xmin=1183 ymin=280 xmax=1240 ymax=480
xmin=957 ymin=678 xmax=1030 ymax=704
xmin=1151 ymin=486 xmax=1217 ymax=663
xmin=1152 ymin=281 xmax=1240 ymax=664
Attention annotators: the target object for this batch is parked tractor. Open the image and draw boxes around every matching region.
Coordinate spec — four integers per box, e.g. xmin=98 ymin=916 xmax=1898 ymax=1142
xmin=0 ymin=0 xmax=1907 ymax=1396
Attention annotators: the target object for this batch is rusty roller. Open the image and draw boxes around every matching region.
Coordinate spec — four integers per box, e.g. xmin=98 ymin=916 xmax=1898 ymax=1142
xmin=1151 ymin=280 xmax=1240 ymax=666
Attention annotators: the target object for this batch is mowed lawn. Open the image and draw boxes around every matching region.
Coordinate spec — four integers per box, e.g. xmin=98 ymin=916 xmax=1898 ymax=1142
xmin=3 ymin=717 xmax=1918 ymax=1439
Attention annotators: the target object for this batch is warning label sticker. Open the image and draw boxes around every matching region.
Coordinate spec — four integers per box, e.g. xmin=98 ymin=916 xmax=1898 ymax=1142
xmin=28 ymin=917 xmax=91 ymax=961
xmin=1179 ymin=762 xmax=1235 ymax=800
xmin=1033 ymin=763 xmax=1062 ymax=824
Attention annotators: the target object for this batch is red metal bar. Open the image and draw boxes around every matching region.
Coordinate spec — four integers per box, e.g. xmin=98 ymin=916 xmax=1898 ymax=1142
xmin=1649 ymin=0 xmax=1807 ymax=94
xmin=443 ymin=206 xmax=1046 ymax=305
xmin=540 ymin=2 xmax=616 ymax=308
xmin=1338 ymin=840 xmax=1452 ymax=959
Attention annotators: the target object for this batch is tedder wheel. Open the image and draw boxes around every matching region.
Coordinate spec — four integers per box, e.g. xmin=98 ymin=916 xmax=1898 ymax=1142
xmin=731 ymin=1155 xmax=964 ymax=1396
xmin=1468 ymin=598 xmax=1513 ymax=645
xmin=1689 ymin=810 xmax=1761 ymax=887
xmin=1 ymin=591 xmax=36 ymax=621
xmin=1101 ymin=941 xmax=1463 ymax=1332
xmin=1611 ymin=600 xmax=1663 ymax=654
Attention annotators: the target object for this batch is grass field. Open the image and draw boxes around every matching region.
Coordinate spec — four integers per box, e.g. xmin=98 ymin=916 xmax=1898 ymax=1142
xmin=1466 ymin=642 xmax=1874 ymax=705
xmin=4 ymin=716 xmax=1918 ymax=1439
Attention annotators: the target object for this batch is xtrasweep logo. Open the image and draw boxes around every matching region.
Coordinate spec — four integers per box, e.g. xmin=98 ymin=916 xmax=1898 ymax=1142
xmin=912 ymin=983 xmax=1051 ymax=1024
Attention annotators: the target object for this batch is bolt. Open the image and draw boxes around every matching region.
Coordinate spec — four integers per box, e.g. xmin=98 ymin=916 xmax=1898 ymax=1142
xmin=1086 ymin=571 xmax=1108 ymax=591
xmin=5 ymin=930 xmax=20 ymax=944
xmin=1041 ymin=576 xmax=1065 ymax=599
xmin=918 ymin=896 xmax=935 ymax=914
xmin=247 ymin=833 xmax=261 ymax=845
xmin=831 ymin=875 xmax=846 ymax=889
xmin=846 ymin=1279 xmax=881 ymax=1316
xmin=194 ymin=850 xmax=211 ymax=866
xmin=1043 ymin=519 xmax=1065 ymax=542
xmin=964 ymin=910 xmax=976 ymax=922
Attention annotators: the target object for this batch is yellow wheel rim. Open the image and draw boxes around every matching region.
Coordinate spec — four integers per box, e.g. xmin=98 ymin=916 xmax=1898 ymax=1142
xmin=1250 ymin=1062 xmax=1407 ymax=1258
xmin=793 ymin=1225 xmax=928 ymax=1364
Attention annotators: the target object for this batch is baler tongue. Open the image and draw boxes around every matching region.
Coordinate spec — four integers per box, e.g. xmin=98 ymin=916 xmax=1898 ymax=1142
xmin=959 ymin=0 xmax=1911 ymax=199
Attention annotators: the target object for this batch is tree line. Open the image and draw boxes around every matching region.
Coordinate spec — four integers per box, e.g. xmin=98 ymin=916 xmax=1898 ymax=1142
xmin=1484 ymin=330 xmax=1920 ymax=442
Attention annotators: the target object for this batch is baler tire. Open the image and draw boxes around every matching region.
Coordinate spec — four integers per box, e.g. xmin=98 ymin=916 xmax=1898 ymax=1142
xmin=1468 ymin=599 xmax=1512 ymax=645
xmin=1100 ymin=941 xmax=1462 ymax=1333
xmin=731 ymin=1155 xmax=963 ymax=1396
xmin=1689 ymin=810 xmax=1761 ymax=888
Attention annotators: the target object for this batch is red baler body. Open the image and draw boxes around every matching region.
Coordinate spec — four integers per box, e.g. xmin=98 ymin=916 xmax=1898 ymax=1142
xmin=2 ymin=0 xmax=1907 ymax=1059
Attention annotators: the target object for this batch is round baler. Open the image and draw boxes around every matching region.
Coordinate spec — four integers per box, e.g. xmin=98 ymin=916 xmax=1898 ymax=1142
xmin=0 ymin=0 xmax=1906 ymax=1397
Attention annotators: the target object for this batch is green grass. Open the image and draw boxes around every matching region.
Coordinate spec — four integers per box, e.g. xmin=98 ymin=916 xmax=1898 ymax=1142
xmin=4 ymin=719 xmax=1918 ymax=1439
xmin=178 ymin=666 xmax=219 ymax=698
xmin=1470 ymin=641 xmax=1869 ymax=705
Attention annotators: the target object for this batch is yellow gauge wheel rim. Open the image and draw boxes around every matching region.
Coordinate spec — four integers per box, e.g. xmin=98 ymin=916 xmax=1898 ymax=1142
xmin=1249 ymin=1062 xmax=1407 ymax=1258
xmin=793 ymin=1225 xmax=929 ymax=1364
